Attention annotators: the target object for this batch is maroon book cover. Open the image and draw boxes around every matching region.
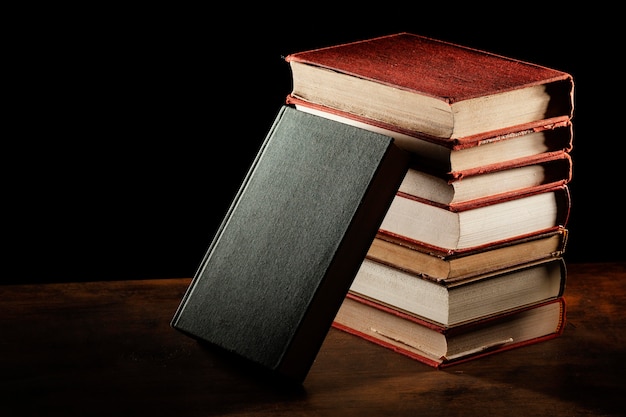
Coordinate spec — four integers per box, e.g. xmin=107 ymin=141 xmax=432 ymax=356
xmin=285 ymin=32 xmax=573 ymax=142
xmin=286 ymin=33 xmax=572 ymax=104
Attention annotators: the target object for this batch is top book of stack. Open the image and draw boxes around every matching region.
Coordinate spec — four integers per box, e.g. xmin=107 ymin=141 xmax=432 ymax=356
xmin=285 ymin=32 xmax=574 ymax=162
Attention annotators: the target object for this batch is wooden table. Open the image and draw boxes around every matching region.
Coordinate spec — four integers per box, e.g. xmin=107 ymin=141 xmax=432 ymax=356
xmin=1 ymin=262 xmax=624 ymax=417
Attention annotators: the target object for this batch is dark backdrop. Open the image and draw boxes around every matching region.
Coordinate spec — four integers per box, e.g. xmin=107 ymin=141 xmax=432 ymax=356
xmin=6 ymin=7 xmax=623 ymax=284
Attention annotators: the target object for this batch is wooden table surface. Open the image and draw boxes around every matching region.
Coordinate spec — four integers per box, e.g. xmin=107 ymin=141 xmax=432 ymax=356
xmin=1 ymin=262 xmax=624 ymax=417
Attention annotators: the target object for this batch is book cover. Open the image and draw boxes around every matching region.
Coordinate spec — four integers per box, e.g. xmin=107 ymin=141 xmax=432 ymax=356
xmin=349 ymin=256 xmax=567 ymax=327
xmin=333 ymin=293 xmax=566 ymax=368
xmin=285 ymin=32 xmax=574 ymax=141
xmin=368 ymin=227 xmax=568 ymax=281
xmin=379 ymin=185 xmax=571 ymax=252
xmin=171 ymin=105 xmax=410 ymax=383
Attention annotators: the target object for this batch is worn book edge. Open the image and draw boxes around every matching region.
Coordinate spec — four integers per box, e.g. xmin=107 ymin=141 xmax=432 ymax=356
xmin=287 ymin=94 xmax=573 ymax=151
xmin=333 ymin=294 xmax=566 ymax=368
xmin=368 ymin=227 xmax=568 ymax=281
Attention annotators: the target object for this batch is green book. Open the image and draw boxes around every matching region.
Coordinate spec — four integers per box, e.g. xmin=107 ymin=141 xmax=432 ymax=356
xmin=171 ymin=105 xmax=409 ymax=383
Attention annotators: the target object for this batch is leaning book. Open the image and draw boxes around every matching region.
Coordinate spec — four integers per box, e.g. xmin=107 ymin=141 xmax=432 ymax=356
xmin=333 ymin=293 xmax=566 ymax=368
xmin=171 ymin=105 xmax=409 ymax=383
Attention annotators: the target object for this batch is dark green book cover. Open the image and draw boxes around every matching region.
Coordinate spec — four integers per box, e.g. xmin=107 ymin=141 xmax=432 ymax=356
xmin=171 ymin=105 xmax=409 ymax=383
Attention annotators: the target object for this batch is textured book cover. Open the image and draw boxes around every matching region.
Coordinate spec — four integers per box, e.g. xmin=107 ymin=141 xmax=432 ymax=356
xmin=285 ymin=32 xmax=574 ymax=141
xmin=171 ymin=105 xmax=410 ymax=383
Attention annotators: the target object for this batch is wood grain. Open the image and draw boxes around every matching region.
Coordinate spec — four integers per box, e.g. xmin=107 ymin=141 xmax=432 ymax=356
xmin=1 ymin=262 xmax=624 ymax=417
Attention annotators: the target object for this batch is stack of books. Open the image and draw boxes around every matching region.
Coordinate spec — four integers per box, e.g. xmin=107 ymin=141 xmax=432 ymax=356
xmin=285 ymin=32 xmax=574 ymax=368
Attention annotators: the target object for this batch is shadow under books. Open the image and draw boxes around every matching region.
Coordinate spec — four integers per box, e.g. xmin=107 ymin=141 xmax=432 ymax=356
xmin=168 ymin=319 xmax=624 ymax=416
xmin=186 ymin=340 xmax=308 ymax=413
xmin=444 ymin=320 xmax=624 ymax=416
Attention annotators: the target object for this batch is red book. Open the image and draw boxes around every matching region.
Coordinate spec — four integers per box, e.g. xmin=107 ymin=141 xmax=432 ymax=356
xmin=287 ymin=95 xmax=573 ymax=176
xmin=379 ymin=185 xmax=571 ymax=253
xmin=398 ymin=151 xmax=572 ymax=210
xmin=285 ymin=32 xmax=573 ymax=142
xmin=349 ymin=255 xmax=566 ymax=327
xmin=368 ymin=227 xmax=568 ymax=281
xmin=333 ymin=293 xmax=566 ymax=369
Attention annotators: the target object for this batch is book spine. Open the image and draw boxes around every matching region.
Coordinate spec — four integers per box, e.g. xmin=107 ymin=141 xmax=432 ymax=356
xmin=171 ymin=106 xmax=288 ymax=327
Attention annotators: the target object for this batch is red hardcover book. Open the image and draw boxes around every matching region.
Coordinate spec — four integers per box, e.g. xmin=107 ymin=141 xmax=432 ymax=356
xmin=368 ymin=227 xmax=568 ymax=281
xmin=379 ymin=185 xmax=570 ymax=253
xmin=350 ymin=255 xmax=566 ymax=327
xmin=287 ymin=95 xmax=573 ymax=175
xmin=285 ymin=32 xmax=574 ymax=142
xmin=398 ymin=151 xmax=572 ymax=210
xmin=333 ymin=293 xmax=566 ymax=369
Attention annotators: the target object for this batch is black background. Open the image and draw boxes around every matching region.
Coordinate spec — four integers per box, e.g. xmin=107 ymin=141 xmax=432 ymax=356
xmin=6 ymin=7 xmax=623 ymax=284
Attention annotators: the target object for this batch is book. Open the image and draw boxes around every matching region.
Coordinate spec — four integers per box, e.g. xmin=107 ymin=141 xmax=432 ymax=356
xmin=285 ymin=32 xmax=574 ymax=142
xmin=368 ymin=227 xmax=568 ymax=281
xmin=398 ymin=151 xmax=572 ymax=210
xmin=287 ymin=95 xmax=573 ymax=175
xmin=171 ymin=105 xmax=410 ymax=383
xmin=333 ymin=293 xmax=566 ymax=368
xmin=379 ymin=185 xmax=570 ymax=252
xmin=349 ymin=256 xmax=566 ymax=327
